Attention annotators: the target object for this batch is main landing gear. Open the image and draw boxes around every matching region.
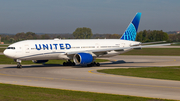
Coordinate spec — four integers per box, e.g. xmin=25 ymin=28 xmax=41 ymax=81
xmin=87 ymin=62 xmax=100 ymax=67
xmin=63 ymin=60 xmax=75 ymax=66
xmin=63 ymin=60 xmax=100 ymax=67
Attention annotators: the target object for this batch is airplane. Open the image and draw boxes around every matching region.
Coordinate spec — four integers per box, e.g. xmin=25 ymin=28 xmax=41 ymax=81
xmin=3 ymin=12 xmax=171 ymax=68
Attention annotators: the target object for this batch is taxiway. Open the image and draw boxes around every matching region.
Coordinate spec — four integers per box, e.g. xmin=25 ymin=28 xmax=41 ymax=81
xmin=0 ymin=55 xmax=180 ymax=100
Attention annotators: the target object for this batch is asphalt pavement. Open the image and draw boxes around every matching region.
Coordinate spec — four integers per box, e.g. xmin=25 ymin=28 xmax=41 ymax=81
xmin=0 ymin=55 xmax=180 ymax=100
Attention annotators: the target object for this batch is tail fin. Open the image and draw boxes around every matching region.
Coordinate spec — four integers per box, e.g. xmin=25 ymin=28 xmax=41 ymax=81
xmin=120 ymin=12 xmax=141 ymax=41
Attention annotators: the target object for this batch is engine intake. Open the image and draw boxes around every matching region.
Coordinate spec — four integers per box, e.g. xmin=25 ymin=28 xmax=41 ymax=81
xmin=73 ymin=53 xmax=93 ymax=65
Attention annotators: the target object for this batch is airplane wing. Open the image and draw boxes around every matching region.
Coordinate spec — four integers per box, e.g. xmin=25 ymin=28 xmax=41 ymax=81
xmin=66 ymin=43 xmax=171 ymax=55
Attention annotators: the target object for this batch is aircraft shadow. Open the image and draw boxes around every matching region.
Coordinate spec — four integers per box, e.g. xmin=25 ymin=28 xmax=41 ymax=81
xmin=2 ymin=60 xmax=153 ymax=69
xmin=3 ymin=64 xmax=63 ymax=69
xmin=99 ymin=60 xmax=153 ymax=67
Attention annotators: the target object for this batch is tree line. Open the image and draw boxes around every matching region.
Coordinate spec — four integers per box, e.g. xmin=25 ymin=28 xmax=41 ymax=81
xmin=1 ymin=32 xmax=51 ymax=43
xmin=136 ymin=30 xmax=169 ymax=42
xmin=168 ymin=34 xmax=180 ymax=42
xmin=0 ymin=27 xmax=178 ymax=44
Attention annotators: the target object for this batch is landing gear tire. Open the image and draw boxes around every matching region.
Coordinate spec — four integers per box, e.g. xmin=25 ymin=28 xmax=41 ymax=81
xmin=63 ymin=60 xmax=76 ymax=66
xmin=96 ymin=62 xmax=100 ymax=66
xmin=63 ymin=62 xmax=67 ymax=66
xmin=87 ymin=62 xmax=100 ymax=67
xmin=87 ymin=64 xmax=92 ymax=67
xmin=17 ymin=62 xmax=22 ymax=69
xmin=72 ymin=62 xmax=75 ymax=66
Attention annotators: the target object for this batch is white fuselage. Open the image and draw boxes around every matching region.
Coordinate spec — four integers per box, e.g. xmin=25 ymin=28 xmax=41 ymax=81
xmin=3 ymin=39 xmax=140 ymax=60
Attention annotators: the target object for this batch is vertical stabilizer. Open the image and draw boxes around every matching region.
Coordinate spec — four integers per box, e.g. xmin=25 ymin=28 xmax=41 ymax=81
xmin=120 ymin=12 xmax=141 ymax=41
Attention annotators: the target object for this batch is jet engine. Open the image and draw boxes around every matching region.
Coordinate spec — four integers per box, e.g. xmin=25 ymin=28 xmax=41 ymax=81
xmin=73 ymin=53 xmax=93 ymax=65
xmin=32 ymin=60 xmax=49 ymax=63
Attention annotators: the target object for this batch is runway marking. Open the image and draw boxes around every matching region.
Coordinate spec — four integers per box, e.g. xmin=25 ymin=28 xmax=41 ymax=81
xmin=61 ymin=78 xmax=180 ymax=89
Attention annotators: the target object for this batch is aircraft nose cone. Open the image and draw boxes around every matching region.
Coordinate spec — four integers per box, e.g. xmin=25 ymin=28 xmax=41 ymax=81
xmin=3 ymin=49 xmax=8 ymax=56
xmin=3 ymin=49 xmax=14 ymax=58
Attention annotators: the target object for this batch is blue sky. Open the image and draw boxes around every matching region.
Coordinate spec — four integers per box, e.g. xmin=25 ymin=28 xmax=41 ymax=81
xmin=0 ymin=0 xmax=180 ymax=34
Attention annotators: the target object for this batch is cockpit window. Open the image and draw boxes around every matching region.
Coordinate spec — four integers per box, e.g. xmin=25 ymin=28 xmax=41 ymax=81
xmin=7 ymin=47 xmax=15 ymax=49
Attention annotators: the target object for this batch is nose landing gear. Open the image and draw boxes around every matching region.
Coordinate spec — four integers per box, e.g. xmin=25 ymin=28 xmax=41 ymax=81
xmin=15 ymin=59 xmax=22 ymax=69
xmin=17 ymin=62 xmax=22 ymax=69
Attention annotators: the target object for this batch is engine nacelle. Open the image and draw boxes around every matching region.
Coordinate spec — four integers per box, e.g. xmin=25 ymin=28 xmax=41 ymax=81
xmin=32 ymin=60 xmax=49 ymax=63
xmin=73 ymin=53 xmax=93 ymax=65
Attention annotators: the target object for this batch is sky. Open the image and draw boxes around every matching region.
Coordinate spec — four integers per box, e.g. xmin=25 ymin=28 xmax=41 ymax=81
xmin=0 ymin=0 xmax=180 ymax=34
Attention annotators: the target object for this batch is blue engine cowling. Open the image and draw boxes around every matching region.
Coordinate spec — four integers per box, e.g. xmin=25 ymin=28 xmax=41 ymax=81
xmin=32 ymin=60 xmax=49 ymax=63
xmin=73 ymin=53 xmax=93 ymax=65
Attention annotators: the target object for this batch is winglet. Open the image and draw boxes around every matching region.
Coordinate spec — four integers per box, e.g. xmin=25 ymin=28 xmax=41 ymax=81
xmin=120 ymin=12 xmax=141 ymax=41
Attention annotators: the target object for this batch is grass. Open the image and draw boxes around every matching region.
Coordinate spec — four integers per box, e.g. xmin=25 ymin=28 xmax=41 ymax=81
xmin=95 ymin=58 xmax=109 ymax=62
xmin=0 ymin=55 xmax=108 ymax=65
xmin=97 ymin=66 xmax=180 ymax=81
xmin=121 ymin=48 xmax=180 ymax=56
xmin=0 ymin=48 xmax=6 ymax=52
xmin=0 ymin=45 xmax=8 ymax=47
xmin=171 ymin=42 xmax=180 ymax=46
xmin=0 ymin=83 xmax=174 ymax=101
xmin=171 ymin=44 xmax=180 ymax=46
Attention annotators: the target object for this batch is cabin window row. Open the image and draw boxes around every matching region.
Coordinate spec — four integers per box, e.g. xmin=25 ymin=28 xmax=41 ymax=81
xmin=100 ymin=46 xmax=119 ymax=48
xmin=29 ymin=46 xmax=119 ymax=50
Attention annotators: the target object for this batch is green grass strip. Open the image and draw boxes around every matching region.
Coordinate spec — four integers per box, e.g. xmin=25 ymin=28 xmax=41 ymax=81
xmin=0 ymin=45 xmax=8 ymax=47
xmin=0 ymin=48 xmax=6 ymax=52
xmin=98 ymin=66 xmax=180 ymax=81
xmin=0 ymin=83 xmax=173 ymax=101
xmin=171 ymin=42 xmax=180 ymax=46
xmin=121 ymin=48 xmax=180 ymax=56
xmin=0 ymin=55 xmax=108 ymax=64
xmin=171 ymin=44 xmax=180 ymax=46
